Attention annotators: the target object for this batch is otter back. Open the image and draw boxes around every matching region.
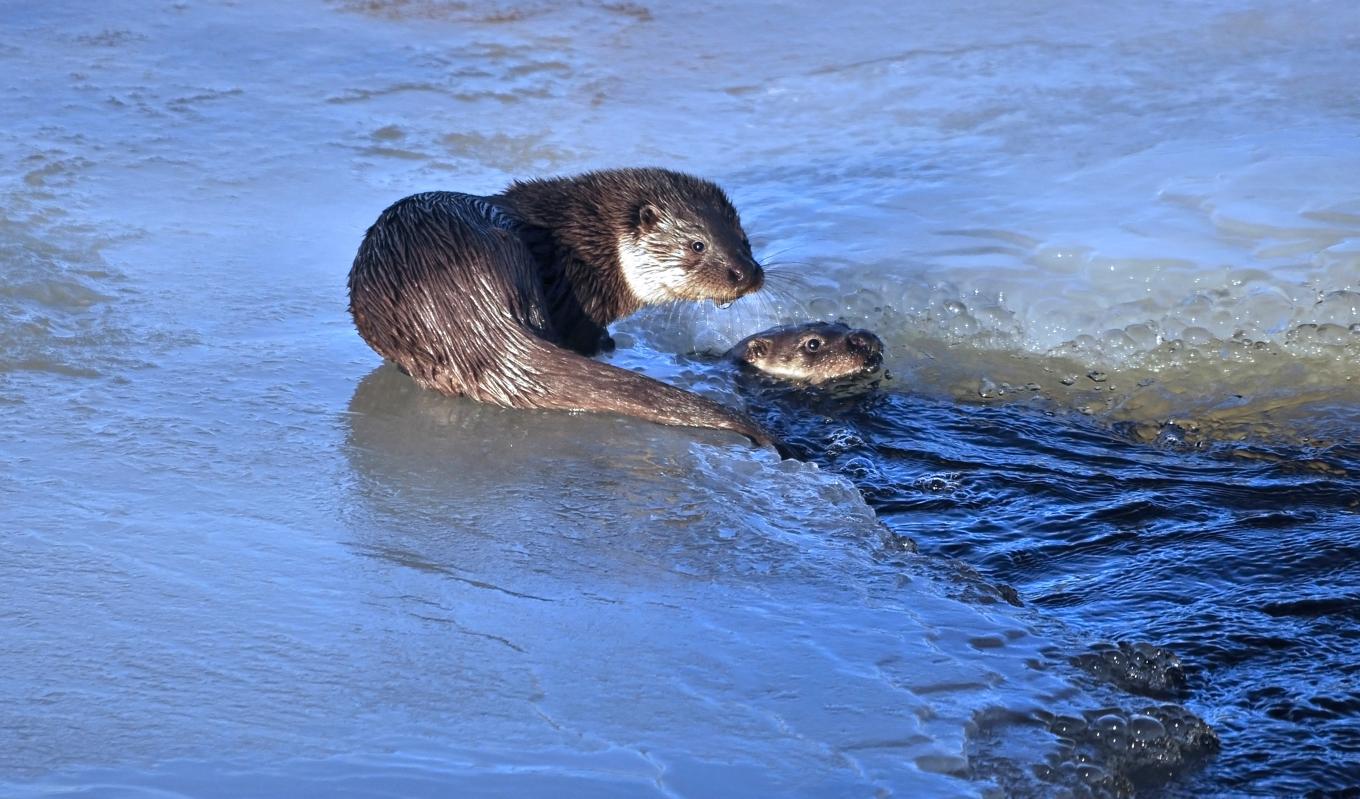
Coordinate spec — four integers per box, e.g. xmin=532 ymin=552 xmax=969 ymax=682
xmin=348 ymin=192 xmax=554 ymax=405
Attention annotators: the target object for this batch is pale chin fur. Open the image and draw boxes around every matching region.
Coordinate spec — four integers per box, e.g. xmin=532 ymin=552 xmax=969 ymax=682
xmin=618 ymin=239 xmax=688 ymax=306
xmin=750 ymin=360 xmax=810 ymax=381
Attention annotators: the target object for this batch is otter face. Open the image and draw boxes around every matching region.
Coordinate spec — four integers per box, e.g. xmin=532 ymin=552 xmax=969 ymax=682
xmin=618 ymin=201 xmax=764 ymax=307
xmin=730 ymin=322 xmax=884 ymax=384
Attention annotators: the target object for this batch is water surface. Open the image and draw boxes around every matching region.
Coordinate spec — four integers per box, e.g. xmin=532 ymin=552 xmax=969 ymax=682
xmin=2 ymin=0 xmax=1357 ymax=796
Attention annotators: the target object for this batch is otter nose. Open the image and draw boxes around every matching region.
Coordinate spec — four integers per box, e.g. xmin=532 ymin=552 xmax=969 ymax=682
xmin=848 ymin=330 xmax=883 ymax=355
xmin=727 ymin=260 xmax=764 ymax=292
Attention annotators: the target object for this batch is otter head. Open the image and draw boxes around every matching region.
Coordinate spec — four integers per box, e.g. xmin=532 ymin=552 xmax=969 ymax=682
xmin=615 ymin=171 xmax=764 ymax=307
xmin=729 ymin=322 xmax=884 ymax=384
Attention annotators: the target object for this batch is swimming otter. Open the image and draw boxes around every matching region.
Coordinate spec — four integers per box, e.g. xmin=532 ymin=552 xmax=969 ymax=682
xmin=347 ymin=168 xmax=781 ymax=450
xmin=726 ymin=322 xmax=884 ymax=383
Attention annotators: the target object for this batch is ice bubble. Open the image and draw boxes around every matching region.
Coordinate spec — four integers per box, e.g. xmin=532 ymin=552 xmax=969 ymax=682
xmin=1128 ymin=714 xmax=1167 ymax=742
xmin=1181 ymin=326 xmax=1215 ymax=347
xmin=1091 ymin=713 xmax=1128 ymax=741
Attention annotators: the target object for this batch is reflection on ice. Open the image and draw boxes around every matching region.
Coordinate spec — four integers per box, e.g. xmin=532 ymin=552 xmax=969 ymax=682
xmin=340 ymin=364 xmax=1087 ymax=795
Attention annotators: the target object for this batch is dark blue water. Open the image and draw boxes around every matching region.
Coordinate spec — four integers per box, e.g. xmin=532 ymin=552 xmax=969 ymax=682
xmin=754 ymin=379 xmax=1360 ymax=796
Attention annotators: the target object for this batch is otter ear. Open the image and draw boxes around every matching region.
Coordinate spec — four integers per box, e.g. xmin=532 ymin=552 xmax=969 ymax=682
xmin=743 ymin=338 xmax=770 ymax=362
xmin=637 ymin=203 xmax=662 ymax=231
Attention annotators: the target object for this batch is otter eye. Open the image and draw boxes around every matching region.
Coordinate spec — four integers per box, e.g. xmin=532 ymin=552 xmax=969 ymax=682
xmin=804 ymin=338 xmax=823 ymax=352
xmin=691 ymin=240 xmax=706 ymax=253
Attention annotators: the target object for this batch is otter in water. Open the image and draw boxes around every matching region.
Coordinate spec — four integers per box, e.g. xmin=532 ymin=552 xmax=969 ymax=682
xmin=347 ymin=167 xmax=781 ymax=449
xmin=726 ymin=322 xmax=884 ymax=384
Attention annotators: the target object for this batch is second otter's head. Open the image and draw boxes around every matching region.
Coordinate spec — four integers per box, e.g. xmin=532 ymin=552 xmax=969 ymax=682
xmin=728 ymin=322 xmax=884 ymax=384
xmin=572 ymin=169 xmax=757 ymax=308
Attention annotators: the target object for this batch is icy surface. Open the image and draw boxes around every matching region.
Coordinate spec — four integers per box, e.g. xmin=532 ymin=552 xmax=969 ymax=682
xmin=2 ymin=0 xmax=1357 ymax=795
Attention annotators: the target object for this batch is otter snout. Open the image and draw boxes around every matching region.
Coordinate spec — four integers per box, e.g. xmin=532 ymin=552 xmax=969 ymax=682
xmin=847 ymin=329 xmax=883 ymax=356
xmin=725 ymin=257 xmax=764 ymax=294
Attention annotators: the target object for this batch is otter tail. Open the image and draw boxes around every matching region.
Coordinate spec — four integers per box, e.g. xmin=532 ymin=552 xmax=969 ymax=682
xmin=400 ymin=328 xmax=784 ymax=454
xmin=493 ymin=337 xmax=783 ymax=454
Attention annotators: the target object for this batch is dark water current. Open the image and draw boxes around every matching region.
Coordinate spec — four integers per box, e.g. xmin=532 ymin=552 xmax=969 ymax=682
xmin=750 ymin=377 xmax=1360 ymax=796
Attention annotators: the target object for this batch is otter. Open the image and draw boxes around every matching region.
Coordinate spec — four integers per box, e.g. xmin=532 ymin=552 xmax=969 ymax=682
xmin=347 ymin=167 xmax=782 ymax=450
xmin=725 ymin=322 xmax=884 ymax=384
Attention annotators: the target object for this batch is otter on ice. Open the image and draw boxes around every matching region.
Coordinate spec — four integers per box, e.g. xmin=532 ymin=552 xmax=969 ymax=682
xmin=726 ymin=322 xmax=884 ymax=384
xmin=347 ymin=167 xmax=780 ymax=450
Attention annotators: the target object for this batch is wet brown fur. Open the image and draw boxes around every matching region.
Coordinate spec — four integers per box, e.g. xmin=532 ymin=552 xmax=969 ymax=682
xmin=347 ymin=167 xmax=777 ymax=448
